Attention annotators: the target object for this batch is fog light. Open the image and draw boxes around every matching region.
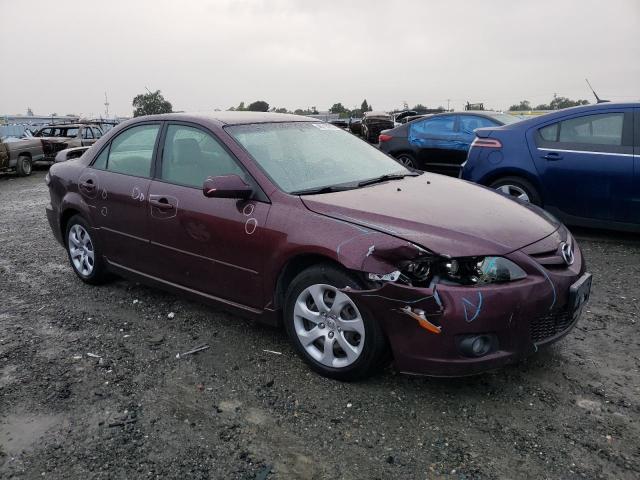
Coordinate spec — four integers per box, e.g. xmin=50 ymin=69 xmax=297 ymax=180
xmin=459 ymin=335 xmax=494 ymax=357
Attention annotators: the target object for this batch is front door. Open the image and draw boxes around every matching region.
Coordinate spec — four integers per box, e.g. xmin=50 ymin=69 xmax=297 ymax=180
xmin=82 ymin=122 xmax=162 ymax=270
xmin=146 ymin=123 xmax=271 ymax=308
xmin=527 ymin=109 xmax=634 ymax=223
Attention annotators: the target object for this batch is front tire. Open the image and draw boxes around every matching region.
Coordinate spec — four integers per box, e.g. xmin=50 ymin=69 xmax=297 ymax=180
xmin=283 ymin=264 xmax=390 ymax=381
xmin=490 ymin=176 xmax=541 ymax=206
xmin=16 ymin=155 xmax=32 ymax=176
xmin=65 ymin=215 xmax=108 ymax=284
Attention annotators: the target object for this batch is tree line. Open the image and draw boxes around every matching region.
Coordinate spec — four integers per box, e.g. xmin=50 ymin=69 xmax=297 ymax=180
xmin=508 ymin=96 xmax=589 ymax=112
xmin=134 ymin=90 xmax=589 ymax=117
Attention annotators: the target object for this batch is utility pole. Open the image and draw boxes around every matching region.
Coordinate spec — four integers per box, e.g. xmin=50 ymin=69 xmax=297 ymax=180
xmin=104 ymin=92 xmax=110 ymax=118
xmin=446 ymin=99 xmax=450 ymax=111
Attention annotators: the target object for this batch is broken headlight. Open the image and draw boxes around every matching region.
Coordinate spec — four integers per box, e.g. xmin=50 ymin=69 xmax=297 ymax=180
xmin=394 ymin=256 xmax=526 ymax=287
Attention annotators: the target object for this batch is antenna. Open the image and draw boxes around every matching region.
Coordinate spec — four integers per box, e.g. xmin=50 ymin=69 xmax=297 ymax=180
xmin=585 ymin=78 xmax=609 ymax=103
xmin=104 ymin=92 xmax=110 ymax=118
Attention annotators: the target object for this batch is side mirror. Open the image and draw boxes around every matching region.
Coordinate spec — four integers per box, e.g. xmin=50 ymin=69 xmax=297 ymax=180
xmin=203 ymin=175 xmax=253 ymax=199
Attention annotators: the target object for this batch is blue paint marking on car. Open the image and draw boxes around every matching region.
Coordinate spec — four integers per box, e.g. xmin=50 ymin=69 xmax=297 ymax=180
xmin=461 ymin=102 xmax=640 ymax=232
xmin=462 ymin=292 xmax=483 ymax=323
xmin=379 ymin=111 xmax=521 ymax=176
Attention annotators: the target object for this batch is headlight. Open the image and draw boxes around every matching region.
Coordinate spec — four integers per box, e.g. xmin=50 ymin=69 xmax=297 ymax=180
xmin=474 ymin=257 xmax=526 ymax=284
xmin=396 ymin=255 xmax=526 ymax=286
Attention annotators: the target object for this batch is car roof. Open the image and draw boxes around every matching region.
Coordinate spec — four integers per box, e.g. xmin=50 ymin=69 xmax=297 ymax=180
xmin=39 ymin=124 xmax=88 ymax=128
xmin=494 ymin=101 xmax=640 ymax=129
xmin=130 ymin=111 xmax=316 ymax=126
xmin=364 ymin=111 xmax=390 ymax=117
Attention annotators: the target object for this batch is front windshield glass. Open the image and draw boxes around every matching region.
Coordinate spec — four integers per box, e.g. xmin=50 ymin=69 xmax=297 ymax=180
xmin=226 ymin=122 xmax=410 ymax=193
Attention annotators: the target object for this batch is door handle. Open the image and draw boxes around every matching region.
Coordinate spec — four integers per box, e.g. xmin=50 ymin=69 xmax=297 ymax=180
xmin=80 ymin=180 xmax=95 ymax=190
xmin=150 ymin=198 xmax=174 ymax=210
xmin=542 ymin=152 xmax=563 ymax=161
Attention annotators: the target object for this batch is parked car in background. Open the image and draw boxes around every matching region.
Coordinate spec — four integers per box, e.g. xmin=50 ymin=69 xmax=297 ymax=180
xmin=392 ymin=110 xmax=418 ymax=126
xmin=329 ymin=118 xmax=349 ymax=129
xmin=54 ymin=146 xmax=91 ymax=163
xmin=33 ymin=124 xmax=103 ymax=161
xmin=379 ymin=112 xmax=521 ymax=174
xmin=399 ymin=114 xmax=430 ymax=125
xmin=461 ymin=102 xmax=640 ymax=232
xmin=0 ymin=137 xmax=44 ymax=176
xmin=361 ymin=111 xmax=394 ymax=142
xmin=46 ymin=112 xmax=590 ymax=380
xmin=348 ymin=117 xmax=362 ymax=135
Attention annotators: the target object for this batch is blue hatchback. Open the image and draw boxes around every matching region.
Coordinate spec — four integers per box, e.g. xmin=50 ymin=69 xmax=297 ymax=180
xmin=461 ymin=102 xmax=640 ymax=231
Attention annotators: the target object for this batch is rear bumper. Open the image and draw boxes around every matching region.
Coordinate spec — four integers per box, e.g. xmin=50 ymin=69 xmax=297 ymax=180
xmin=349 ymin=250 xmax=587 ymax=377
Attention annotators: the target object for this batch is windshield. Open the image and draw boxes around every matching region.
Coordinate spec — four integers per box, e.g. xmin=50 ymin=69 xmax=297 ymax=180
xmin=226 ymin=122 xmax=410 ymax=193
xmin=486 ymin=113 xmax=522 ymax=125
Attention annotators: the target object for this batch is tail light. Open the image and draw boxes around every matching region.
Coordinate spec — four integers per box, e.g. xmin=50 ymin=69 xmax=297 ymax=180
xmin=471 ymin=137 xmax=502 ymax=148
xmin=378 ymin=134 xmax=393 ymax=143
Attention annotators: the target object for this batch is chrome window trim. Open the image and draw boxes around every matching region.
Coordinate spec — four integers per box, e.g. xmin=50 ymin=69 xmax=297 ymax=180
xmin=537 ymin=147 xmax=635 ymax=158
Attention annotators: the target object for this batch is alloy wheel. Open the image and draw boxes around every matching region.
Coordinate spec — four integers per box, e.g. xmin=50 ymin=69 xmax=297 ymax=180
xmin=397 ymin=155 xmax=414 ymax=168
xmin=496 ymin=184 xmax=530 ymax=202
xmin=68 ymin=224 xmax=95 ymax=276
xmin=293 ymin=284 xmax=365 ymax=368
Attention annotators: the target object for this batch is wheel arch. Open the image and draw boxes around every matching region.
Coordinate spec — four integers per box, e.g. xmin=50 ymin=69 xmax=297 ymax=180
xmin=60 ymin=207 xmax=83 ymax=240
xmin=479 ymin=168 xmax=545 ymax=205
xmin=273 ymin=253 xmax=355 ymax=311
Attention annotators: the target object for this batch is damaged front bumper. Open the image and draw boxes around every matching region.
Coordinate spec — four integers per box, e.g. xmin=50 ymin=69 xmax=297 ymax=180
xmin=347 ymin=258 xmax=588 ymax=377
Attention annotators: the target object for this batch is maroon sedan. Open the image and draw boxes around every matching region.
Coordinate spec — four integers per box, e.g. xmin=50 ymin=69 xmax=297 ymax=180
xmin=45 ymin=112 xmax=592 ymax=380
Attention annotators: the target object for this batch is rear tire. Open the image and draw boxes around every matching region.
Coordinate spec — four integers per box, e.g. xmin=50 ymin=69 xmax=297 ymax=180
xmin=490 ymin=176 xmax=541 ymax=206
xmin=283 ymin=264 xmax=390 ymax=381
xmin=65 ymin=215 xmax=109 ymax=285
xmin=16 ymin=155 xmax=32 ymax=176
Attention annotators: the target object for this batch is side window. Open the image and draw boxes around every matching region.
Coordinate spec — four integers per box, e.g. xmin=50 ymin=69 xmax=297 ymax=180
xmin=459 ymin=116 xmax=496 ymax=135
xmin=82 ymin=127 xmax=94 ymax=139
xmin=557 ymin=113 xmax=624 ymax=146
xmin=160 ymin=125 xmax=246 ymax=188
xmin=539 ymin=123 xmax=559 ymax=142
xmin=105 ymin=124 xmax=160 ymax=177
xmin=92 ymin=146 xmax=109 ymax=169
xmin=419 ymin=116 xmax=455 ymax=136
xmin=93 ymin=127 xmax=102 ymax=138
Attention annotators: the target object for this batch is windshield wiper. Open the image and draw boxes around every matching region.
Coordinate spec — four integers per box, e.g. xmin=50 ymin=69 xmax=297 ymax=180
xmin=290 ymin=184 xmax=358 ymax=196
xmin=357 ymin=172 xmax=419 ymax=187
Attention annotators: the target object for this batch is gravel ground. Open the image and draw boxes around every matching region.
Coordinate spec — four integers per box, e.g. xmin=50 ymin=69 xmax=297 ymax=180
xmin=1 ymin=169 xmax=639 ymax=480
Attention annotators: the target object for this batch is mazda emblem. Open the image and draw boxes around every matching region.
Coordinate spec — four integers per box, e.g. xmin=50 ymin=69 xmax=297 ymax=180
xmin=560 ymin=242 xmax=574 ymax=266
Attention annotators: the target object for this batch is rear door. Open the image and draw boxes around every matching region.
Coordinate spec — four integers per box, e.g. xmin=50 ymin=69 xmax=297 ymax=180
xmin=82 ymin=122 xmax=162 ymax=270
xmin=527 ymin=108 xmax=634 ymax=223
xmin=146 ymin=122 xmax=271 ymax=308
xmin=409 ymin=115 xmax=459 ymax=174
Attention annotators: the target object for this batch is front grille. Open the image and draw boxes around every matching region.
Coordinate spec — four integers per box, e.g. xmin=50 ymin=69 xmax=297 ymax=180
xmin=530 ymin=308 xmax=574 ymax=343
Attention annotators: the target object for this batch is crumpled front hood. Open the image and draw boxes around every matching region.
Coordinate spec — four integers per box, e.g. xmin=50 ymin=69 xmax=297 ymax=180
xmin=302 ymin=174 xmax=559 ymax=257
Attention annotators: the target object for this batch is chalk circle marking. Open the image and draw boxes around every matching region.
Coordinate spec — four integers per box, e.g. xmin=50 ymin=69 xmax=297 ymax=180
xmin=245 ymin=218 xmax=258 ymax=235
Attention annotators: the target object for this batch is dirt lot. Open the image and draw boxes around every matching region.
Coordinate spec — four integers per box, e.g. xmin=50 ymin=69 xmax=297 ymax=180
xmin=1 ymin=169 xmax=639 ymax=480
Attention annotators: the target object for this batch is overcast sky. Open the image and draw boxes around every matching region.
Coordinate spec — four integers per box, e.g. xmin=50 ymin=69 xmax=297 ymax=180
xmin=1 ymin=0 xmax=638 ymax=117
